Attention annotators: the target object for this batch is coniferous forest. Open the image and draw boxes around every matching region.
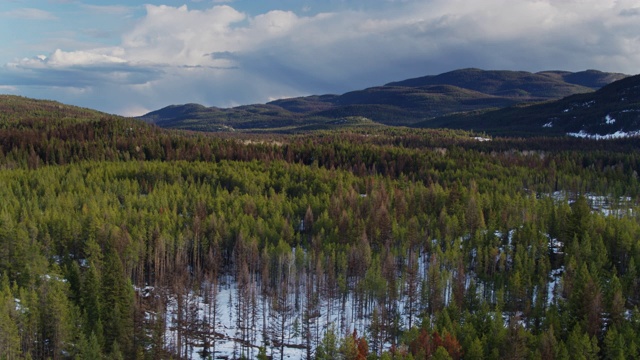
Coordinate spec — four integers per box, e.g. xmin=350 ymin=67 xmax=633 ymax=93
xmin=2 ymin=95 xmax=640 ymax=359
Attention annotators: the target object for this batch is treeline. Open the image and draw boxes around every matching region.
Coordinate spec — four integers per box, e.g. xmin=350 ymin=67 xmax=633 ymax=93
xmin=1 ymin=112 xmax=639 ymax=199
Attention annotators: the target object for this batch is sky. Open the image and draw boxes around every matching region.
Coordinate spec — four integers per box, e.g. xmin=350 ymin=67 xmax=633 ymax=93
xmin=1 ymin=0 xmax=639 ymax=116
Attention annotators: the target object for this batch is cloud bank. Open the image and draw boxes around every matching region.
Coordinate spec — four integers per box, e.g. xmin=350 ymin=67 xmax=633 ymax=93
xmin=2 ymin=0 xmax=640 ymax=116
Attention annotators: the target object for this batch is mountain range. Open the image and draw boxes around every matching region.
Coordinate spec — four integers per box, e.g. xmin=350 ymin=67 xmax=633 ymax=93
xmin=416 ymin=72 xmax=640 ymax=137
xmin=138 ymin=68 xmax=636 ymax=136
xmin=413 ymin=71 xmax=640 ymax=139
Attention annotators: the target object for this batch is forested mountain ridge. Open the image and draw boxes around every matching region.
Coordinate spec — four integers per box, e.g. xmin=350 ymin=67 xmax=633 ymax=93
xmin=2 ymin=95 xmax=640 ymax=359
xmin=384 ymin=68 xmax=624 ymax=97
xmin=0 ymin=95 xmax=106 ymax=122
xmin=415 ymin=73 xmax=640 ymax=137
xmin=138 ymin=68 xmax=627 ymax=132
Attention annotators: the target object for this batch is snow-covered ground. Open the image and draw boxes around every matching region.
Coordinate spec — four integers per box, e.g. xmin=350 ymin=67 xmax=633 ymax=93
xmin=162 ymin=282 xmax=309 ymax=360
xmin=147 ymin=229 xmax=572 ymax=359
xmin=138 ymin=189 xmax=637 ymax=359
xmin=547 ymin=266 xmax=564 ymax=306
xmin=151 ymin=272 xmax=413 ymax=359
xmin=542 ymin=191 xmax=635 ymax=217
xmin=567 ymin=129 xmax=640 ymax=139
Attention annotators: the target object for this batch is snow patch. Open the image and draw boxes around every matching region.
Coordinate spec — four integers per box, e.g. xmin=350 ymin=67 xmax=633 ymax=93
xmin=547 ymin=235 xmax=564 ymax=256
xmin=473 ymin=136 xmax=491 ymax=142
xmin=542 ymin=122 xmax=553 ymax=128
xmin=134 ymin=286 xmax=155 ymax=298
xmin=542 ymin=191 xmax=635 ymax=217
xmin=547 ymin=266 xmax=564 ymax=306
xmin=605 ymin=114 xmax=616 ymax=125
xmin=567 ymin=130 xmax=640 ymax=139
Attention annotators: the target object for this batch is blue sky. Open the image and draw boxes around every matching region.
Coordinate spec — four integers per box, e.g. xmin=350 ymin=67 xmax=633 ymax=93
xmin=1 ymin=0 xmax=640 ymax=116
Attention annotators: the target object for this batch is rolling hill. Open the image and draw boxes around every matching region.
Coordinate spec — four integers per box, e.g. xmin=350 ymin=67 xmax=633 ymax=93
xmin=384 ymin=68 xmax=619 ymax=98
xmin=139 ymin=68 xmax=627 ymax=133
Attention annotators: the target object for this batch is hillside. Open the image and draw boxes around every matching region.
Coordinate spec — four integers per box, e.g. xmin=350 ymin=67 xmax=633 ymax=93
xmin=537 ymin=69 xmax=628 ymax=89
xmin=384 ymin=68 xmax=615 ymax=98
xmin=0 ymin=95 xmax=110 ymax=125
xmin=415 ymin=73 xmax=640 ymax=137
xmin=139 ymin=68 xmax=626 ymax=132
xmin=0 ymin=94 xmax=242 ymax=167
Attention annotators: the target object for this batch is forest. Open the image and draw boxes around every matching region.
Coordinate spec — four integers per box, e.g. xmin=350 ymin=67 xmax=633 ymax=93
xmin=1 ymin=96 xmax=640 ymax=359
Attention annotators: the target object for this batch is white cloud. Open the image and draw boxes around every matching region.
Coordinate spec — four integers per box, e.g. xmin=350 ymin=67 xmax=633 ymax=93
xmin=10 ymin=48 xmax=126 ymax=69
xmin=3 ymin=0 xmax=640 ymax=115
xmin=121 ymin=5 xmax=247 ymax=66
xmin=1 ymin=8 xmax=58 ymax=20
xmin=80 ymin=4 xmax=134 ymax=16
xmin=46 ymin=48 xmax=127 ymax=66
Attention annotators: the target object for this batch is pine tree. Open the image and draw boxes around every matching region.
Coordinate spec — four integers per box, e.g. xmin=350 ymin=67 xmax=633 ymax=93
xmin=316 ymin=325 xmax=339 ymax=360
xmin=607 ymin=275 xmax=625 ymax=328
xmin=539 ymin=325 xmax=558 ymax=360
xmin=40 ymin=269 xmax=75 ymax=360
xmin=257 ymin=346 xmax=269 ymax=360
xmin=270 ymin=279 xmax=293 ymax=360
xmin=603 ymin=326 xmax=626 ymax=360
xmin=81 ymin=261 xmax=103 ymax=340
xmin=101 ymin=248 xmax=134 ymax=356
xmin=368 ymin=306 xmax=383 ymax=356
xmin=17 ymin=287 xmax=41 ymax=359
xmin=339 ymin=331 xmax=358 ymax=360
xmin=405 ymin=238 xmax=420 ymax=329
xmin=0 ymin=278 xmax=21 ymax=360
xmin=465 ymin=337 xmax=484 ymax=360
xmin=432 ymin=346 xmax=453 ymax=360
xmin=566 ymin=325 xmax=599 ymax=360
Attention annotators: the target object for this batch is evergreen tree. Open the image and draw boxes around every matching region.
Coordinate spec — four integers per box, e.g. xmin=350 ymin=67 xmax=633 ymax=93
xmin=465 ymin=337 xmax=484 ymax=360
xmin=316 ymin=325 xmax=339 ymax=360
xmin=603 ymin=326 xmax=626 ymax=360
xmin=101 ymin=248 xmax=134 ymax=356
xmin=40 ymin=269 xmax=75 ymax=360
xmin=566 ymin=325 xmax=599 ymax=360
xmin=0 ymin=278 xmax=21 ymax=360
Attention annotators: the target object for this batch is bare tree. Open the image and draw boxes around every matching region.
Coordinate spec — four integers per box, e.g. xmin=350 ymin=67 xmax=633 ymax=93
xmin=270 ymin=279 xmax=293 ymax=360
